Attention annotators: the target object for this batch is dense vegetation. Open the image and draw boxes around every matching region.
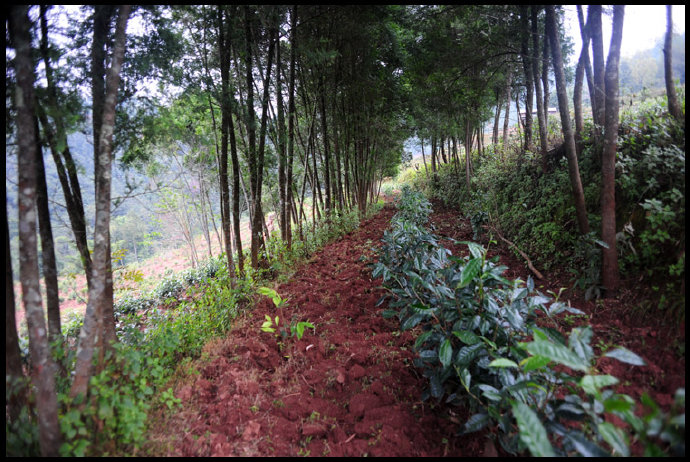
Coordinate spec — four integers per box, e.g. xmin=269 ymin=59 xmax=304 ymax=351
xmin=6 ymin=4 xmax=685 ymax=457
xmin=375 ymin=187 xmax=684 ymax=456
xmin=404 ymin=90 xmax=685 ymax=314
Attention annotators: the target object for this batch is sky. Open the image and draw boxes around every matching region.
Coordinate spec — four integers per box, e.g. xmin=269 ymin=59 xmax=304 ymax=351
xmin=563 ymin=5 xmax=686 ymax=64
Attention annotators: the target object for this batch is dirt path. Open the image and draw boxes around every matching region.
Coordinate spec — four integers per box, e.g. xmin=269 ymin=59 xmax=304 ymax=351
xmin=149 ymin=199 xmax=684 ymax=457
xmin=150 ymin=203 xmax=487 ymax=457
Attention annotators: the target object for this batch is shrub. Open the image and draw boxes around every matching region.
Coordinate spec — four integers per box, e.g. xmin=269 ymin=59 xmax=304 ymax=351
xmin=374 ymin=188 xmax=685 ymax=456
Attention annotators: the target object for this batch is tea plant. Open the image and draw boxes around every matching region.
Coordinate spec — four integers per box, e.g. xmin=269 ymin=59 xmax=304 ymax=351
xmin=258 ymin=287 xmax=314 ymax=341
xmin=374 ymin=187 xmax=685 ymax=456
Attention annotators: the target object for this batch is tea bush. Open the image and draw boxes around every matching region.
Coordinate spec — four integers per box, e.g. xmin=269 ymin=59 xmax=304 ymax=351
xmin=374 ymin=188 xmax=685 ymax=456
xmin=404 ymin=91 xmax=685 ymax=312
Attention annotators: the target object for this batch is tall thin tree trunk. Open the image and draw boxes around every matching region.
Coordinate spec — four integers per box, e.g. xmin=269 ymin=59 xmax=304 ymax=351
xmin=9 ymin=6 xmax=61 ymax=454
xmin=72 ymin=5 xmax=131 ymax=400
xmin=503 ymin=67 xmax=513 ymax=147
xmin=574 ymin=5 xmax=592 ymax=157
xmin=420 ymin=137 xmax=429 ymax=177
xmin=531 ymin=6 xmax=548 ymax=171
xmin=546 ymin=5 xmax=590 ymax=235
xmin=218 ymin=6 xmax=236 ymax=285
xmin=34 ymin=117 xmax=61 ymax=342
xmin=38 ymin=6 xmax=92 ymax=289
xmin=286 ymin=5 xmax=297 ymax=249
xmin=520 ymin=6 xmax=534 ymax=151
xmin=6 ymin=188 xmax=26 ymax=424
xmin=601 ymin=5 xmax=625 ymax=295
xmin=541 ymin=19 xmax=550 ymax=136
xmin=590 ymin=5 xmax=606 ymax=150
xmin=663 ymin=5 xmax=682 ymax=121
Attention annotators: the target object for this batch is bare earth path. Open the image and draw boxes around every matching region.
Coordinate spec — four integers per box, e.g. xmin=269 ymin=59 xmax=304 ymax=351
xmin=149 ymin=199 xmax=683 ymax=457
xmin=150 ymin=203 xmax=487 ymax=457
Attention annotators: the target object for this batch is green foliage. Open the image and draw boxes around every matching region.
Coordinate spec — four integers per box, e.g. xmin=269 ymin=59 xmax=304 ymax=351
xmin=374 ymin=187 xmax=685 ymax=457
xmin=258 ymin=287 xmax=314 ymax=341
xmin=412 ymin=91 xmax=685 ymax=313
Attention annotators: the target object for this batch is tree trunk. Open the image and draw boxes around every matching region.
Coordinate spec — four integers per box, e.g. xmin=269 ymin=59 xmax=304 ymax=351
xmin=664 ymin=5 xmax=682 ymax=121
xmin=601 ymin=5 xmax=624 ymax=296
xmin=286 ymin=5 xmax=297 ymax=249
xmin=502 ymin=67 xmax=512 ymax=147
xmin=574 ymin=5 xmax=592 ymax=157
xmin=34 ymin=116 xmax=61 ymax=342
xmin=218 ymin=6 xmax=237 ymax=286
xmin=5 ymin=194 xmax=26 ymax=424
xmin=531 ymin=6 xmax=548 ymax=171
xmin=9 ymin=6 xmax=61 ymax=454
xmin=38 ymin=6 xmax=92 ymax=289
xmin=420 ymin=137 xmax=429 ymax=177
xmin=520 ymin=6 xmax=534 ymax=151
xmin=590 ymin=5 xmax=606 ymax=146
xmin=541 ymin=19 xmax=550 ymax=136
xmin=546 ymin=5 xmax=590 ymax=235
xmin=72 ymin=5 xmax=131 ymax=400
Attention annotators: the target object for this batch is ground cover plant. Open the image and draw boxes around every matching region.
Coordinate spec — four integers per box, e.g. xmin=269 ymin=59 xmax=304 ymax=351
xmin=374 ymin=187 xmax=685 ymax=456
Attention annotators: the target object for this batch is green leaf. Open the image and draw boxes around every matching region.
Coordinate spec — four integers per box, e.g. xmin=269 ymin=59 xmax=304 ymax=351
xmin=453 ymin=329 xmax=480 ymax=345
xmin=466 ymin=242 xmax=484 ymax=259
xmin=257 ymin=286 xmax=282 ymax=307
xmin=511 ymin=401 xmax=555 ymax=456
xmin=458 ymin=257 xmax=482 ymax=288
xmin=604 ymin=347 xmax=646 ymax=366
xmin=523 ymin=339 xmax=589 ymax=372
xmin=439 ymin=338 xmax=453 ymax=368
xmin=580 ymin=375 xmax=619 ymax=396
xmin=603 ymin=394 xmax=635 ymax=413
xmin=414 ymin=330 xmax=433 ymax=350
xmin=478 ymin=384 xmax=502 ymax=402
xmin=457 ymin=366 xmax=471 ymax=391
xmin=598 ymin=422 xmax=630 ymax=456
xmin=401 ymin=313 xmax=425 ymax=330
xmin=462 ymin=412 xmax=490 ymax=434
xmin=569 ymin=327 xmax=594 ymax=362
xmin=520 ymin=355 xmax=551 ymax=372
xmin=489 ymin=358 xmax=519 ymax=368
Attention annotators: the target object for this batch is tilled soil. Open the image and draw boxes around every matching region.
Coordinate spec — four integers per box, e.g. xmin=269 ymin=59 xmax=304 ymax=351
xmin=150 ymin=199 xmax=684 ymax=457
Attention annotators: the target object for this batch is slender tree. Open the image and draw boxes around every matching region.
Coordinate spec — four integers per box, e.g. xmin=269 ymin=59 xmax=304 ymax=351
xmin=663 ymin=5 xmax=682 ymax=121
xmin=531 ymin=6 xmax=548 ymax=170
xmin=546 ymin=5 xmax=589 ymax=235
xmin=217 ymin=5 xmax=237 ymax=286
xmin=600 ymin=5 xmax=625 ymax=295
xmin=71 ymin=4 xmax=132 ymax=400
xmin=9 ymin=5 xmax=61 ymax=455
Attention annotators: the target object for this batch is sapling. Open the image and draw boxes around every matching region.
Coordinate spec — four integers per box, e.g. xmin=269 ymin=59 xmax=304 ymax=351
xmin=257 ymin=287 xmax=314 ymax=340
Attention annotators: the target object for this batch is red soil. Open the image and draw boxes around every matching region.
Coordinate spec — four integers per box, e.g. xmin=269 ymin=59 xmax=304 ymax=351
xmin=150 ymin=199 xmax=684 ymax=457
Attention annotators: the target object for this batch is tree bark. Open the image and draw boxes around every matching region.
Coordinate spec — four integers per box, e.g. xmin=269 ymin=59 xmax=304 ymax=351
xmin=5 ymin=194 xmax=26 ymax=424
xmin=38 ymin=6 xmax=92 ymax=288
xmin=286 ymin=6 xmax=297 ymax=249
xmin=72 ymin=4 xmax=131 ymax=400
xmin=664 ymin=5 xmax=682 ymax=121
xmin=34 ymin=116 xmax=61 ymax=342
xmin=9 ymin=6 xmax=61 ymax=454
xmin=589 ymin=5 xmax=606 ymax=144
xmin=218 ymin=6 xmax=237 ymax=287
xmin=574 ymin=5 xmax=592 ymax=157
xmin=531 ymin=6 xmax=548 ymax=171
xmin=519 ymin=6 xmax=534 ymax=151
xmin=546 ymin=5 xmax=590 ymax=235
xmin=502 ymin=67 xmax=512 ymax=147
xmin=601 ymin=5 xmax=624 ymax=296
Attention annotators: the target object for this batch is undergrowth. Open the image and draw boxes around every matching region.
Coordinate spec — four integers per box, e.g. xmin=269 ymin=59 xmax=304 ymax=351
xmin=7 ymin=199 xmax=385 ymax=457
xmin=374 ymin=187 xmax=685 ymax=456
xmin=405 ymin=90 xmax=685 ymax=317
